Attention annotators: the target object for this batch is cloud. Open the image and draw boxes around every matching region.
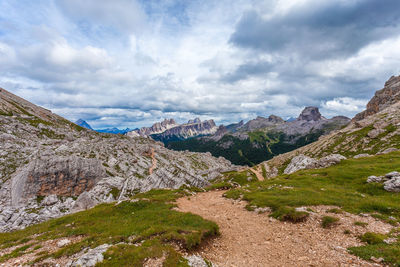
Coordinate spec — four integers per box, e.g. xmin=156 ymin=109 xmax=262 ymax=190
xmin=56 ymin=0 xmax=147 ymax=34
xmin=321 ymin=97 xmax=368 ymax=117
xmin=0 ymin=0 xmax=400 ymax=128
xmin=230 ymin=0 xmax=400 ymax=59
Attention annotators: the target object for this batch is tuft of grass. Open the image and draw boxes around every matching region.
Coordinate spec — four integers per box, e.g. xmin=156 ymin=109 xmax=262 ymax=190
xmin=321 ymin=216 xmax=340 ymax=228
xmin=109 ymin=187 xmax=121 ymax=199
xmin=359 ymin=232 xmax=386 ymax=245
xmin=271 ymin=206 xmax=309 ymax=223
xmin=344 ymin=229 xmax=351 ymax=235
xmin=327 ymin=208 xmax=343 ymax=214
xmin=354 ymin=221 xmax=368 ymax=227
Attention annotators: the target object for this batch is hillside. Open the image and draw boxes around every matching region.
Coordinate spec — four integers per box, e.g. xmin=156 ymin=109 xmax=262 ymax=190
xmin=258 ymin=75 xmax=400 ymax=178
xmin=0 ymin=88 xmax=235 ymax=232
xmin=167 ymin=107 xmax=350 ymax=166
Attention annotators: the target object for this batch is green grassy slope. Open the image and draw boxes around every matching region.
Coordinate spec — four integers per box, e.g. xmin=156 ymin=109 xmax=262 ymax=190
xmin=0 ymin=189 xmax=218 ymax=266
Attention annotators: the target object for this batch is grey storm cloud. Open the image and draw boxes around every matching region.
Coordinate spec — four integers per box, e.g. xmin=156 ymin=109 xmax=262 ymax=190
xmin=230 ymin=0 xmax=400 ymax=59
xmin=220 ymin=60 xmax=274 ymax=83
xmin=1 ymin=0 xmax=400 ymax=128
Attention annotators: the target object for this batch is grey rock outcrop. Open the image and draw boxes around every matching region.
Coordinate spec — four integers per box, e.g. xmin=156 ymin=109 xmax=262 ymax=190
xmin=284 ymin=154 xmax=346 ymax=174
xmin=67 ymin=244 xmax=110 ymax=267
xmin=383 ymin=177 xmax=400 ymax=192
xmin=366 ymin=171 xmax=400 ymax=192
xmin=367 ymin=175 xmax=384 ymax=183
xmin=284 ymin=155 xmax=318 ymax=174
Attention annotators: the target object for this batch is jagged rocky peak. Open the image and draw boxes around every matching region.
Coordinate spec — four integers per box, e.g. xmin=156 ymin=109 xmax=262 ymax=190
xmin=267 ymin=115 xmax=284 ymax=123
xmin=188 ymin=118 xmax=201 ymax=124
xmin=354 ymin=73 xmax=400 ymax=121
xmin=297 ymin=107 xmax=323 ymax=121
xmin=75 ymin=119 xmax=93 ymax=130
xmin=161 ymin=118 xmax=177 ymax=127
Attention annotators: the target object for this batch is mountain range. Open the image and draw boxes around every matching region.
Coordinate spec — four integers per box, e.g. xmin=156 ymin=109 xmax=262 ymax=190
xmin=75 ymin=119 xmax=134 ymax=134
xmin=166 ymin=107 xmax=350 ymax=166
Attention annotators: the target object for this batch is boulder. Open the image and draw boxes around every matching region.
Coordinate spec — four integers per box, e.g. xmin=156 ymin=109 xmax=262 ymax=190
xmin=42 ymin=195 xmax=59 ymax=206
xmin=284 ymin=155 xmax=318 ymax=174
xmin=367 ymin=176 xmax=384 ymax=183
xmin=317 ymin=154 xmax=346 ymax=168
xmin=72 ymin=192 xmax=98 ymax=211
xmin=385 ymin=171 xmax=400 ymax=179
xmin=284 ymin=154 xmax=346 ymax=174
xmin=383 ymin=177 xmax=400 ymax=192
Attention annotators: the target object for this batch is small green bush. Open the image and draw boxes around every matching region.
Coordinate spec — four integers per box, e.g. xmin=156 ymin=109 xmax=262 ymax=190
xmin=354 ymin=221 xmax=368 ymax=227
xmin=360 ymin=232 xmax=386 ymax=244
xmin=271 ymin=207 xmax=309 ymax=223
xmin=321 ymin=216 xmax=340 ymax=228
xmin=327 ymin=208 xmax=343 ymax=214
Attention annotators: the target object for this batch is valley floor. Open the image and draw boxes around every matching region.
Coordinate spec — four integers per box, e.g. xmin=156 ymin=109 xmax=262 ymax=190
xmin=177 ymin=190 xmax=391 ymax=267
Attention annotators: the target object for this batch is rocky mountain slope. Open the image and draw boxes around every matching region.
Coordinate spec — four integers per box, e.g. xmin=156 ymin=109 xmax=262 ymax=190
xmin=259 ymin=74 xmax=400 ymax=178
xmin=167 ymin=107 xmax=350 ymax=166
xmin=0 ymin=88 xmax=235 ymax=232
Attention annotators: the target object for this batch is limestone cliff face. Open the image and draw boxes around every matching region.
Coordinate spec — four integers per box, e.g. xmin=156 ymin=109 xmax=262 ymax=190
xmin=354 ymin=74 xmax=400 ymax=121
xmin=152 ymin=119 xmax=217 ymax=141
xmin=127 ymin=118 xmax=218 ymax=141
xmin=11 ymin=157 xmax=105 ymax=206
xmin=127 ymin=119 xmax=178 ymax=137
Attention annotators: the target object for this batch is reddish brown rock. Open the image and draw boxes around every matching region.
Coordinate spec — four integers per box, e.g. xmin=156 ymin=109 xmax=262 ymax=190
xmin=354 ymin=74 xmax=400 ymax=121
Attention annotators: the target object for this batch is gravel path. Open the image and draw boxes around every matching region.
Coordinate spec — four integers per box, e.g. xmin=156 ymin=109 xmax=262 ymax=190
xmin=177 ymin=190 xmax=389 ymax=267
xmin=249 ymin=168 xmax=264 ymax=181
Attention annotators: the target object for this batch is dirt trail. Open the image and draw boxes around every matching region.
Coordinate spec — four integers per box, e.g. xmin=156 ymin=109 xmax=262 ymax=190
xmin=177 ymin=191 xmax=389 ymax=267
xmin=249 ymin=168 xmax=264 ymax=181
xmin=149 ymin=148 xmax=157 ymax=175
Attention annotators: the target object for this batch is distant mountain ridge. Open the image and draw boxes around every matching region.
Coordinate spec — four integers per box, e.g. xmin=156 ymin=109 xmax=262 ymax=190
xmin=126 ymin=118 xmax=218 ymax=141
xmin=75 ymin=119 xmax=133 ymax=134
xmin=75 ymin=119 xmax=93 ymax=130
xmin=166 ymin=107 xmax=350 ymax=166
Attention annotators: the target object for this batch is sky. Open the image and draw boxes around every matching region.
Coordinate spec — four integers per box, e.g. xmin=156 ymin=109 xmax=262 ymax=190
xmin=1 ymin=0 xmax=400 ymax=129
